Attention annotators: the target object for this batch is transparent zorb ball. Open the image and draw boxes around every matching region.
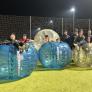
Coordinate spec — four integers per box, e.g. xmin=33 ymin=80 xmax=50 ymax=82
xmin=73 ymin=43 xmax=92 ymax=67
xmin=39 ymin=42 xmax=72 ymax=69
xmin=0 ymin=43 xmax=38 ymax=82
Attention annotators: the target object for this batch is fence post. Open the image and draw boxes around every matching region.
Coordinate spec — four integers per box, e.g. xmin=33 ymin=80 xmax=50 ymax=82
xmin=30 ymin=16 xmax=31 ymax=39
xmin=88 ymin=19 xmax=91 ymax=30
xmin=62 ymin=17 xmax=64 ymax=35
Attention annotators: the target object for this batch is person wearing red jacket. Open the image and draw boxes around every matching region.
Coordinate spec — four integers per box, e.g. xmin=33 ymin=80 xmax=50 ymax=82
xmin=19 ymin=34 xmax=30 ymax=43
xmin=19 ymin=34 xmax=30 ymax=53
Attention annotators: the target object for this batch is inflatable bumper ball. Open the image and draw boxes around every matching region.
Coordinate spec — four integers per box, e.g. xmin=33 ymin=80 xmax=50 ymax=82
xmin=73 ymin=43 xmax=92 ymax=67
xmin=19 ymin=42 xmax=38 ymax=77
xmin=39 ymin=42 xmax=72 ymax=69
xmin=0 ymin=43 xmax=38 ymax=81
xmin=0 ymin=44 xmax=18 ymax=80
xmin=34 ymin=29 xmax=60 ymax=50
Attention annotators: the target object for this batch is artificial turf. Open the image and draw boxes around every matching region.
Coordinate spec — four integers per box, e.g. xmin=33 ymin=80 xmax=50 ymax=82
xmin=0 ymin=64 xmax=92 ymax=92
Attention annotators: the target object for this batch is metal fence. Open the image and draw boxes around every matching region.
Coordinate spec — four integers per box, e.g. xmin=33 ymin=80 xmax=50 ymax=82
xmin=0 ymin=15 xmax=30 ymax=40
xmin=31 ymin=16 xmax=92 ymax=39
xmin=0 ymin=15 xmax=92 ymax=40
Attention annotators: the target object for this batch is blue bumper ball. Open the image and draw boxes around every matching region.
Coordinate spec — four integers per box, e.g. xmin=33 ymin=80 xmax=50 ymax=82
xmin=39 ymin=42 xmax=72 ymax=69
xmin=0 ymin=42 xmax=38 ymax=81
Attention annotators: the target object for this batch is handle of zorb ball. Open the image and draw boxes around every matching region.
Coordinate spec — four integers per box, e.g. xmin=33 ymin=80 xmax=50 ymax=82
xmin=17 ymin=51 xmax=24 ymax=77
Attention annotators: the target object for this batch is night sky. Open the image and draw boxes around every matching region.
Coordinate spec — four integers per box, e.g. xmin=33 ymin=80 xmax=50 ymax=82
xmin=0 ymin=0 xmax=92 ymax=18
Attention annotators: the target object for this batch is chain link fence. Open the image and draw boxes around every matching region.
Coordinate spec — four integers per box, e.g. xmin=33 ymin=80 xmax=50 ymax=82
xmin=31 ymin=16 xmax=92 ymax=39
xmin=0 ymin=15 xmax=92 ymax=40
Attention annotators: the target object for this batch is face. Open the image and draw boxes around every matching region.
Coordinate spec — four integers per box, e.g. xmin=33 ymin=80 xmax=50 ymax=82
xmin=87 ymin=37 xmax=91 ymax=43
xmin=74 ymin=29 xmax=78 ymax=35
xmin=44 ymin=36 xmax=49 ymax=42
xmin=64 ymin=31 xmax=68 ymax=35
xmin=79 ymin=31 xmax=83 ymax=36
xmin=75 ymin=32 xmax=78 ymax=36
xmin=23 ymin=35 xmax=27 ymax=40
xmin=10 ymin=34 xmax=16 ymax=40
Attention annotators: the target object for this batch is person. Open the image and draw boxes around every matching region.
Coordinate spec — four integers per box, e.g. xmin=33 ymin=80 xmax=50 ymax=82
xmin=19 ymin=34 xmax=31 ymax=52
xmin=19 ymin=34 xmax=30 ymax=43
xmin=88 ymin=30 xmax=92 ymax=41
xmin=62 ymin=30 xmax=72 ymax=48
xmin=73 ymin=29 xmax=87 ymax=54
xmin=6 ymin=33 xmax=20 ymax=49
xmin=70 ymin=28 xmax=79 ymax=49
xmin=74 ymin=29 xmax=86 ymax=46
xmin=62 ymin=30 xmax=70 ymax=41
xmin=73 ymin=28 xmax=79 ymax=43
xmin=85 ymin=36 xmax=92 ymax=51
xmin=88 ymin=30 xmax=92 ymax=37
xmin=44 ymin=35 xmax=49 ymax=43
xmin=87 ymin=36 xmax=91 ymax=43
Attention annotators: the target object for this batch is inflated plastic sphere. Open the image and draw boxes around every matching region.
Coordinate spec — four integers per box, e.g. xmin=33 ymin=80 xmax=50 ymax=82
xmin=39 ymin=42 xmax=72 ymax=68
xmin=34 ymin=29 xmax=60 ymax=50
xmin=0 ymin=43 xmax=38 ymax=81
xmin=73 ymin=43 xmax=92 ymax=67
xmin=19 ymin=42 xmax=38 ymax=77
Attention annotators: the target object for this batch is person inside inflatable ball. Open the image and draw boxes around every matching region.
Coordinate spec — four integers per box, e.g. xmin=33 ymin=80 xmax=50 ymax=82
xmin=5 ymin=33 xmax=20 ymax=49
xmin=44 ymin=35 xmax=49 ymax=43
xmin=73 ymin=29 xmax=86 ymax=49
xmin=19 ymin=34 xmax=31 ymax=53
xmin=5 ymin=33 xmax=31 ymax=53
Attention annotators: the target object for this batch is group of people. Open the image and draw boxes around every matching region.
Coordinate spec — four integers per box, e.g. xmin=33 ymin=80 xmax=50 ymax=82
xmin=0 ymin=28 xmax=92 ymax=51
xmin=43 ymin=28 xmax=92 ymax=51
xmin=62 ymin=28 xmax=92 ymax=50
xmin=0 ymin=33 xmax=31 ymax=53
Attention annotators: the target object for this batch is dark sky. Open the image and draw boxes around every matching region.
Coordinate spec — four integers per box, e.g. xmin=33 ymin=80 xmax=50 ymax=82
xmin=0 ymin=0 xmax=92 ymax=18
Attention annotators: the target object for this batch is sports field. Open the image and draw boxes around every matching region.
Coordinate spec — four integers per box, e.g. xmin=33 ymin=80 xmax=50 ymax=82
xmin=0 ymin=65 xmax=92 ymax=92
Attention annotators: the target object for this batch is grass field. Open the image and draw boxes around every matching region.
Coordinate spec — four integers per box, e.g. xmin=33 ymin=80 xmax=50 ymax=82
xmin=0 ymin=64 xmax=92 ymax=92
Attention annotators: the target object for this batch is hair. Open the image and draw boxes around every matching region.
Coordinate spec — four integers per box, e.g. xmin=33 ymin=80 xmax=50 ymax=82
xmin=10 ymin=33 xmax=16 ymax=36
xmin=79 ymin=29 xmax=84 ymax=32
xmin=64 ymin=30 xmax=68 ymax=32
xmin=45 ymin=35 xmax=49 ymax=38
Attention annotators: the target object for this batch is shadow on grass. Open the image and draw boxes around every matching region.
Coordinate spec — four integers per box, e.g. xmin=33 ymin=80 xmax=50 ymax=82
xmin=35 ymin=63 xmax=92 ymax=72
xmin=35 ymin=64 xmax=65 ymax=72
xmin=0 ymin=79 xmax=17 ymax=84
xmin=62 ymin=63 xmax=92 ymax=71
xmin=0 ymin=76 xmax=29 ymax=84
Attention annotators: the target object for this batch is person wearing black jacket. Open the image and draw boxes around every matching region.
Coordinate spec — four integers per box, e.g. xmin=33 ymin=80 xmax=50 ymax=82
xmin=7 ymin=33 xmax=20 ymax=49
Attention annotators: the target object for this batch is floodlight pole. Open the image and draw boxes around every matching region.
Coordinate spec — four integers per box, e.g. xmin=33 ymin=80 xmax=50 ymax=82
xmin=73 ymin=11 xmax=75 ymax=33
xmin=70 ymin=7 xmax=75 ymax=33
